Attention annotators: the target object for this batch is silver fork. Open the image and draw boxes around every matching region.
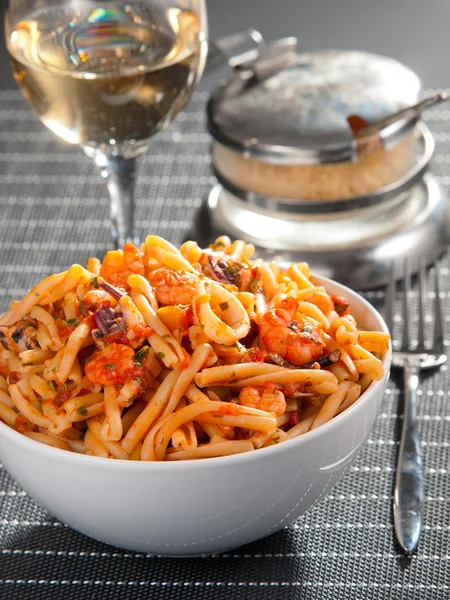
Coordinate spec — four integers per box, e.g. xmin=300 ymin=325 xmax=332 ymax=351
xmin=385 ymin=258 xmax=447 ymax=554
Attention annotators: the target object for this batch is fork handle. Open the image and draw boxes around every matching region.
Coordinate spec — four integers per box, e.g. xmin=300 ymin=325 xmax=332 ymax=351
xmin=393 ymin=364 xmax=424 ymax=554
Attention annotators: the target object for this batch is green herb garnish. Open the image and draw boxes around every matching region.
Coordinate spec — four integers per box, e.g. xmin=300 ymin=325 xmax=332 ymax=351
xmin=219 ymin=302 xmax=229 ymax=311
xmin=48 ymin=381 xmax=57 ymax=392
xmin=133 ymin=346 xmax=150 ymax=366
xmin=249 ymin=268 xmax=262 ymax=293
xmin=223 ymin=262 xmax=240 ymax=277
xmin=104 ymin=363 xmax=116 ymax=370
xmin=65 ymin=318 xmax=79 ymax=326
xmin=77 ymin=405 xmax=88 ymax=417
xmin=157 ymin=352 xmax=165 ymax=360
xmin=21 ymin=362 xmax=35 ymax=367
xmin=335 ymin=303 xmax=350 ymax=316
xmin=91 ymin=277 xmax=99 ymax=289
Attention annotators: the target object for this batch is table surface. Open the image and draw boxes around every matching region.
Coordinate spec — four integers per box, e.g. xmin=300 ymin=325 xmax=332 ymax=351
xmin=0 ymin=1 xmax=450 ymax=598
xmin=0 ymin=87 xmax=449 ymax=600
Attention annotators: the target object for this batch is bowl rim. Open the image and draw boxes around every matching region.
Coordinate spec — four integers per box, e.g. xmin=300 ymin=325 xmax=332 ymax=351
xmin=0 ymin=275 xmax=391 ymax=470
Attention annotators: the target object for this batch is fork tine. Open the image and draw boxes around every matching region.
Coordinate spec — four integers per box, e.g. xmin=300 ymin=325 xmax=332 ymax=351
xmin=417 ymin=257 xmax=427 ymax=351
xmin=385 ymin=262 xmax=395 ymax=336
xmin=432 ymin=260 xmax=445 ymax=353
xmin=401 ymin=257 xmax=411 ymax=351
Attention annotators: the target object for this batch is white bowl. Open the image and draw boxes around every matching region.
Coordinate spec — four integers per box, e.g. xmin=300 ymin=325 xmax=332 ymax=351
xmin=0 ymin=276 xmax=391 ymax=556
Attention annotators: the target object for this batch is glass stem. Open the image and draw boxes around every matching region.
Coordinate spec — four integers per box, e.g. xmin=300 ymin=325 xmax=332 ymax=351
xmin=97 ymin=154 xmax=139 ymax=248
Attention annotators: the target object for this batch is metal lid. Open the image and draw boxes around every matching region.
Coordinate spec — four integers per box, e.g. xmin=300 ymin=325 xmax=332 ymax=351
xmin=207 ymin=49 xmax=422 ymax=164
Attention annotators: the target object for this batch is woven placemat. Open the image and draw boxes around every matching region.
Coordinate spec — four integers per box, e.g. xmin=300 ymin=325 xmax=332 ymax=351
xmin=0 ymin=89 xmax=449 ymax=600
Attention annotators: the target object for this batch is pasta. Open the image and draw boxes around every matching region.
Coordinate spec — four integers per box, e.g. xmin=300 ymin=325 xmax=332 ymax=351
xmin=0 ymin=235 xmax=390 ymax=460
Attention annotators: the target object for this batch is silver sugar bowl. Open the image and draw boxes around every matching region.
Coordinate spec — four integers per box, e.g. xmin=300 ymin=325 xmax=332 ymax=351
xmin=202 ymin=43 xmax=450 ymax=289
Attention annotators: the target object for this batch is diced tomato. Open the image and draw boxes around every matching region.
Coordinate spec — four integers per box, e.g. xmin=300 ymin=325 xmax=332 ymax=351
xmin=103 ymin=329 xmax=133 ymax=347
xmin=330 ymin=294 xmax=350 ymax=316
xmin=240 ymin=348 xmax=267 ymax=364
xmin=57 ymin=322 xmax=77 ymax=340
xmin=280 ymin=382 xmax=304 ymax=397
xmin=289 ymin=411 xmax=300 ymax=427
xmin=54 ymin=389 xmax=72 ymax=408
xmin=8 ymin=372 xmax=20 ymax=385
xmin=14 ymin=415 xmax=32 ymax=433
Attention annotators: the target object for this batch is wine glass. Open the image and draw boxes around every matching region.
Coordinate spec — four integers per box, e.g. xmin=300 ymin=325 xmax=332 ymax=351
xmin=5 ymin=0 xmax=208 ymax=247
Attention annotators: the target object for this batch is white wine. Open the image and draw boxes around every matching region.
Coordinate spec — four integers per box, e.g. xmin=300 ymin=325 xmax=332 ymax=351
xmin=7 ymin=3 xmax=206 ymax=154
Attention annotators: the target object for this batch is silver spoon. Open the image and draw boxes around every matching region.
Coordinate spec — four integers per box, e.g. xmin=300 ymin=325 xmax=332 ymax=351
xmin=348 ymin=91 xmax=449 ymax=138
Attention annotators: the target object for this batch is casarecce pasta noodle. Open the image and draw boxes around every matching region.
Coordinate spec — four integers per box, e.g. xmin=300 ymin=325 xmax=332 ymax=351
xmin=0 ymin=235 xmax=390 ymax=460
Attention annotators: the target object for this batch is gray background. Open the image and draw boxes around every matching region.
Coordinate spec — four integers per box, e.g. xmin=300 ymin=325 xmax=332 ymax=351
xmin=1 ymin=0 xmax=450 ymax=90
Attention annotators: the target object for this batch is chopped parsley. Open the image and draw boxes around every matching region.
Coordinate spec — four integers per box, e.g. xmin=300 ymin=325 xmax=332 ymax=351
xmin=104 ymin=363 xmax=116 ymax=370
xmin=335 ymin=303 xmax=350 ymax=316
xmin=21 ymin=362 xmax=35 ymax=367
xmin=91 ymin=277 xmax=99 ymax=289
xmin=48 ymin=381 xmax=57 ymax=392
xmin=222 ymin=262 xmax=240 ymax=277
xmin=133 ymin=346 xmax=150 ymax=366
xmin=76 ymin=405 xmax=88 ymax=417
xmin=157 ymin=352 xmax=165 ymax=360
xmin=65 ymin=318 xmax=79 ymax=326
xmin=162 ymin=334 xmax=170 ymax=340
xmin=249 ymin=269 xmax=262 ymax=294
xmin=219 ymin=302 xmax=229 ymax=311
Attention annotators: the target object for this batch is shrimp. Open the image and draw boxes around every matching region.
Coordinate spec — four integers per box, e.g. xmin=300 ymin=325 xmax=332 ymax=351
xmin=303 ymin=290 xmax=334 ymax=315
xmin=85 ymin=343 xmax=143 ymax=386
xmin=100 ymin=243 xmax=145 ymax=289
xmin=149 ymin=268 xmax=198 ymax=306
xmin=259 ymin=297 xmax=325 ymax=366
xmin=239 ymin=386 xmax=286 ymax=416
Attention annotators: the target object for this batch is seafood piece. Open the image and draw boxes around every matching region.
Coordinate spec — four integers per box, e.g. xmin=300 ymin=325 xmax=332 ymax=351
xmin=302 ymin=289 xmax=334 ymax=315
xmin=85 ymin=343 xmax=143 ymax=386
xmin=239 ymin=385 xmax=286 ymax=416
xmin=194 ymin=280 xmax=250 ymax=345
xmin=207 ymin=255 xmax=254 ymax=292
xmin=99 ymin=243 xmax=145 ymax=289
xmin=259 ymin=297 xmax=325 ymax=366
xmin=0 ymin=318 xmax=38 ymax=352
xmin=149 ymin=268 xmax=198 ymax=306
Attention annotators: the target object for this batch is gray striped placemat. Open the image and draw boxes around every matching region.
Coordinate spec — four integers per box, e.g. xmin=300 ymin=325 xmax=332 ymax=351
xmin=0 ymin=88 xmax=449 ymax=600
